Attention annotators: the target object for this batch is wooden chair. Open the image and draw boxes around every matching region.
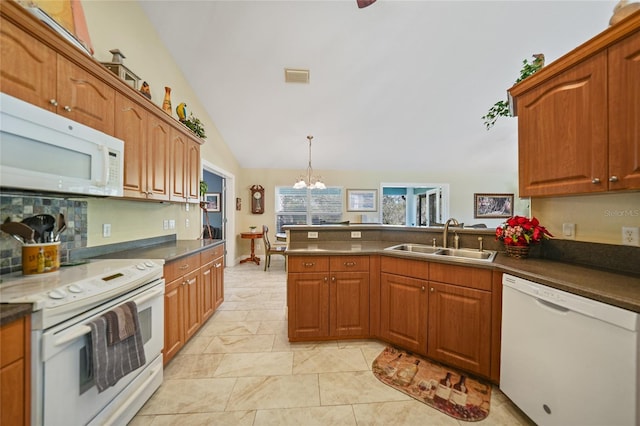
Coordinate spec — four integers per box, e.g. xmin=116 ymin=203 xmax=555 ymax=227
xmin=262 ymin=225 xmax=286 ymax=271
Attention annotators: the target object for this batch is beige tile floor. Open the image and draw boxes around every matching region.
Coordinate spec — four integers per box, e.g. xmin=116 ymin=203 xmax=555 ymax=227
xmin=130 ymin=259 xmax=535 ymax=426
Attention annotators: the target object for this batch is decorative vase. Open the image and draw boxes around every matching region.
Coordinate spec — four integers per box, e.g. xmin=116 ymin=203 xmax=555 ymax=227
xmin=505 ymin=245 xmax=530 ymax=259
xmin=162 ymin=86 xmax=172 ymax=115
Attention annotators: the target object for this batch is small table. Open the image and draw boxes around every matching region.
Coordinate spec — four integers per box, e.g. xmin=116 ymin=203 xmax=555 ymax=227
xmin=240 ymin=232 xmax=263 ymax=265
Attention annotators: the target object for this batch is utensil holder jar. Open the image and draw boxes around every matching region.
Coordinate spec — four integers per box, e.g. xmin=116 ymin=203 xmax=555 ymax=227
xmin=22 ymin=242 xmax=60 ymax=275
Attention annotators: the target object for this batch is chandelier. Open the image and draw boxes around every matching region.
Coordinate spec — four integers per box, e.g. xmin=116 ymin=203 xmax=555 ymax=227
xmin=293 ymin=135 xmax=326 ymax=190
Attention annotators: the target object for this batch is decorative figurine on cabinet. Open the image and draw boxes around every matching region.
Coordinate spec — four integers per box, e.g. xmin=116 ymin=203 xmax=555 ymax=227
xmin=250 ymin=185 xmax=264 ymax=214
xmin=139 ymin=81 xmax=151 ymax=99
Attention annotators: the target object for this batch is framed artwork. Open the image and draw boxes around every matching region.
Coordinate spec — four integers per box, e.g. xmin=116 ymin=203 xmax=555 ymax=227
xmin=347 ymin=189 xmax=378 ymax=212
xmin=236 ymin=197 xmax=242 ymax=211
xmin=474 ymin=193 xmax=514 ymax=218
xmin=204 ymin=193 xmax=221 ymax=212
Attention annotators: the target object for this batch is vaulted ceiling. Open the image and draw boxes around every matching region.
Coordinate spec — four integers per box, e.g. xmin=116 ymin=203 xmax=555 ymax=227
xmin=139 ymin=0 xmax=617 ymax=174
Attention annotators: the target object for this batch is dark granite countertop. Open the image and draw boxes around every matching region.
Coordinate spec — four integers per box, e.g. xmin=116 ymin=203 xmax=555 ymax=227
xmin=286 ymin=241 xmax=640 ymax=313
xmin=0 ymin=303 xmax=32 ymax=327
xmin=92 ymin=239 xmax=224 ymax=262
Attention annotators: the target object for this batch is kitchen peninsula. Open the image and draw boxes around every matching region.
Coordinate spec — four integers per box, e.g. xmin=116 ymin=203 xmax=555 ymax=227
xmin=284 ymin=224 xmax=640 ymax=383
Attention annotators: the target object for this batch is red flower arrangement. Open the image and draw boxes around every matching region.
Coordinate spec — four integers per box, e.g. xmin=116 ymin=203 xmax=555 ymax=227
xmin=495 ymin=216 xmax=553 ymax=246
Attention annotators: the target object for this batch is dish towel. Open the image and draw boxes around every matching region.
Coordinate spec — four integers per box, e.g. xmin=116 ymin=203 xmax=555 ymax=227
xmin=88 ymin=301 xmax=146 ymax=393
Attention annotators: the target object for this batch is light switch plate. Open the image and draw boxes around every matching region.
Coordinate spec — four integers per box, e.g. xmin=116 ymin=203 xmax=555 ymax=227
xmin=307 ymin=231 xmax=318 ymax=239
xmin=102 ymin=223 xmax=111 ymax=238
xmin=562 ymin=223 xmax=575 ymax=239
xmin=351 ymin=231 xmax=362 ymax=239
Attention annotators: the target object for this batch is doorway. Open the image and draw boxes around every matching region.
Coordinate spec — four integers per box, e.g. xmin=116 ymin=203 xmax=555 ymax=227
xmin=202 ymin=160 xmax=235 ymax=266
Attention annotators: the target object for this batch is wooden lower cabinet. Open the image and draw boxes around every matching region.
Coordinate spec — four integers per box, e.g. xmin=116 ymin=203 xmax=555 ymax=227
xmin=287 ymin=255 xmax=369 ymax=340
xmin=163 ymin=244 xmax=225 ymax=365
xmin=0 ymin=315 xmax=31 ymax=426
xmin=380 ymin=272 xmax=428 ymax=355
xmin=427 ymin=281 xmax=491 ymax=377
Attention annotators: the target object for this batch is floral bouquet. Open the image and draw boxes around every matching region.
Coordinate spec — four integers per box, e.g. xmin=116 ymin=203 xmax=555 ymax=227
xmin=495 ymin=216 xmax=552 ymax=247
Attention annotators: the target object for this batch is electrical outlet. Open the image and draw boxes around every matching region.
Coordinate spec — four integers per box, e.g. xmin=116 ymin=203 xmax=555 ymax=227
xmin=307 ymin=231 xmax=318 ymax=239
xmin=622 ymin=226 xmax=640 ymax=246
xmin=163 ymin=219 xmax=169 ymax=230
xmin=562 ymin=223 xmax=575 ymax=239
xmin=185 ymin=203 xmax=189 ymax=212
xmin=102 ymin=223 xmax=111 ymax=238
xmin=169 ymin=220 xmax=176 ymax=230
xmin=351 ymin=231 xmax=362 ymax=239
xmin=185 ymin=218 xmax=190 ymax=228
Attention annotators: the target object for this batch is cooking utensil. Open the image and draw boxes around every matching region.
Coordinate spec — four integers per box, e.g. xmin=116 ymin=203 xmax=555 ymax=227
xmin=22 ymin=214 xmax=56 ymax=243
xmin=54 ymin=213 xmax=66 ymax=242
xmin=1 ymin=221 xmax=36 ymax=244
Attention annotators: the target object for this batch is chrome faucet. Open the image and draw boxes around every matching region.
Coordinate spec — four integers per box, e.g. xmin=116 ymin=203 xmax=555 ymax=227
xmin=442 ymin=218 xmax=460 ymax=248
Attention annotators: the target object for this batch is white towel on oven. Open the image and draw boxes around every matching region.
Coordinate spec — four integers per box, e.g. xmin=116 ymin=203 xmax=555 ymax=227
xmin=88 ymin=301 xmax=146 ymax=393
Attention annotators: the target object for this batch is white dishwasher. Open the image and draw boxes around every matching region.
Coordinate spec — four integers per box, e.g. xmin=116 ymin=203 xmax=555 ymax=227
xmin=501 ymin=273 xmax=639 ymax=426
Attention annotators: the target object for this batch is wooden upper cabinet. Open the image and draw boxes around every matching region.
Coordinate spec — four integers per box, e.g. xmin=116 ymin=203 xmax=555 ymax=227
xmin=170 ymin=130 xmax=188 ymax=202
xmin=116 ymin=93 xmax=147 ymax=197
xmin=146 ymin=115 xmax=171 ymax=201
xmin=516 ymin=52 xmax=608 ymax=197
xmin=56 ymin=57 xmax=115 ymax=134
xmin=608 ymin=30 xmax=640 ymax=190
xmin=0 ymin=18 xmax=56 ymax=110
xmin=511 ymin=16 xmax=640 ymax=197
xmin=187 ymin=138 xmax=201 ymax=201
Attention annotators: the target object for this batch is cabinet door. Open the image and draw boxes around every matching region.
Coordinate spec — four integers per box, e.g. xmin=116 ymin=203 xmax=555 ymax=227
xmin=380 ymin=273 xmax=427 ymax=355
xmin=56 ymin=56 xmax=115 ymax=134
xmin=183 ymin=269 xmax=201 ymax=341
xmin=608 ymin=30 xmax=640 ymax=191
xmin=187 ymin=138 xmax=201 ymax=202
xmin=201 ymin=262 xmax=215 ymax=322
xmin=0 ymin=19 xmax=56 ymax=110
xmin=213 ymin=256 xmax=224 ymax=309
xmin=331 ymin=272 xmax=369 ymax=337
xmin=1 ymin=360 xmax=25 ymax=426
xmin=427 ymin=282 xmax=491 ymax=377
xmin=147 ymin=115 xmax=171 ymax=200
xmin=170 ymin=130 xmax=187 ymax=201
xmin=517 ymin=51 xmax=608 ymax=197
xmin=115 ymin=93 xmax=147 ymax=198
xmin=164 ymin=277 xmax=185 ymax=365
xmin=287 ymin=273 xmax=329 ymax=339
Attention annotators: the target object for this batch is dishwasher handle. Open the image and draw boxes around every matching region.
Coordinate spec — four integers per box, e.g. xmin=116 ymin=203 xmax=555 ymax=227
xmin=537 ymin=298 xmax=570 ymax=313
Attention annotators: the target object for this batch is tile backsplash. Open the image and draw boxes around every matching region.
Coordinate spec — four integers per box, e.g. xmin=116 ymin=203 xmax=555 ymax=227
xmin=0 ymin=194 xmax=88 ymax=274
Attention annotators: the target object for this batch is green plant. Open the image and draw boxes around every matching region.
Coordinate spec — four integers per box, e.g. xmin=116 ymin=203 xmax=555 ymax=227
xmin=183 ymin=113 xmax=207 ymax=139
xmin=199 ymin=180 xmax=208 ymax=198
xmin=482 ymin=54 xmax=545 ymax=130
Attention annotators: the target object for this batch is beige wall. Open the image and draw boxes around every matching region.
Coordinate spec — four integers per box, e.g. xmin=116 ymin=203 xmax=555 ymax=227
xmin=532 ymin=192 xmax=640 ymax=245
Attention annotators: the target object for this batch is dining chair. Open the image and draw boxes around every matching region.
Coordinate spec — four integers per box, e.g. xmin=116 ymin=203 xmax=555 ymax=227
xmin=262 ymin=225 xmax=286 ymax=271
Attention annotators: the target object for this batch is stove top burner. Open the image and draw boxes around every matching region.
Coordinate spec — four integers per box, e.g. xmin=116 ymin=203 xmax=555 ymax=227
xmin=0 ymin=258 xmax=164 ymax=329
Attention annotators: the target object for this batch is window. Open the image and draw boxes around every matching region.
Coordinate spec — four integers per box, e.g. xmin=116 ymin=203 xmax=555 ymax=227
xmin=275 ymin=186 xmax=343 ymax=232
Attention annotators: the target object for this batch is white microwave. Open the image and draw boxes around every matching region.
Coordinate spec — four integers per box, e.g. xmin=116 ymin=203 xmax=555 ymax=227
xmin=0 ymin=92 xmax=124 ymax=196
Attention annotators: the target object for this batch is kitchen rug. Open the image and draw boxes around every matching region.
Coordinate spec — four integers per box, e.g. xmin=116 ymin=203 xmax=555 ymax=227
xmin=372 ymin=346 xmax=491 ymax=422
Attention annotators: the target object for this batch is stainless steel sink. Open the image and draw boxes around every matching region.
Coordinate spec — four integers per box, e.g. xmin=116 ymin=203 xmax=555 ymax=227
xmin=384 ymin=243 xmax=442 ymax=255
xmin=385 ymin=244 xmax=497 ymax=263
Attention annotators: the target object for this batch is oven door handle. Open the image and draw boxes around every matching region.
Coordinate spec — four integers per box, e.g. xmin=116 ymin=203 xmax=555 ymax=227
xmin=53 ymin=287 xmax=165 ymax=348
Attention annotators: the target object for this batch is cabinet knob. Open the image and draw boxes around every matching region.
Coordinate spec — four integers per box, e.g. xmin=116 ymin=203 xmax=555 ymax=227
xmin=344 ymin=261 xmax=356 ymax=267
xmin=609 ymin=176 xmax=619 ymax=182
xmin=331 ymin=276 xmax=336 ymax=282
xmin=49 ymin=99 xmax=58 ymax=106
xmin=324 ymin=277 xmax=328 ymax=283
xmin=63 ymin=105 xmax=72 ymax=112
xmin=179 ymin=264 xmax=189 ymax=270
xmin=215 ymin=263 xmax=222 ymax=268
xmin=303 ymin=262 xmax=315 ymax=268
xmin=421 ymin=286 xmax=425 ymax=292
xmin=430 ymin=287 xmax=434 ymax=292
xmin=591 ymin=178 xmax=601 ymax=184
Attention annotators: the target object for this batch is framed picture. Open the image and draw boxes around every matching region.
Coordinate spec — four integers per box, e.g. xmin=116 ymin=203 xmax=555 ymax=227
xmin=204 ymin=193 xmax=221 ymax=212
xmin=474 ymin=193 xmax=514 ymax=218
xmin=347 ymin=189 xmax=378 ymax=212
xmin=236 ymin=197 xmax=242 ymax=211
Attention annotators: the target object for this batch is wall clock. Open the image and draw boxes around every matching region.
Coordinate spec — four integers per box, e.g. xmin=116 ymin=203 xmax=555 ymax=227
xmin=250 ymin=185 xmax=264 ymax=214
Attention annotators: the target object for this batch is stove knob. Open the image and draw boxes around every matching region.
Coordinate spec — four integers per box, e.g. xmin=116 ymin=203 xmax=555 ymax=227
xmin=67 ymin=284 xmax=84 ymax=293
xmin=48 ymin=289 xmax=67 ymax=299
xmin=144 ymin=261 xmax=155 ymax=268
xmin=136 ymin=263 xmax=146 ymax=270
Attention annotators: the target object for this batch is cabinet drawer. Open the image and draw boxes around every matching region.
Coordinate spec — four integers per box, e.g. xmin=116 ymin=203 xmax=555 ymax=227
xmin=0 ymin=318 xmax=25 ymax=367
xmin=330 ymin=255 xmax=369 ymax=272
xmin=429 ymin=263 xmax=492 ymax=291
xmin=201 ymin=244 xmax=224 ymax=265
xmin=288 ymin=256 xmax=329 ymax=273
xmin=380 ymin=256 xmax=429 ymax=279
xmin=164 ymin=253 xmax=200 ymax=282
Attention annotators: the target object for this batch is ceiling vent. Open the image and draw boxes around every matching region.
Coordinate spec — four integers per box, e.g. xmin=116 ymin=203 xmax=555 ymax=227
xmin=284 ymin=68 xmax=310 ymax=84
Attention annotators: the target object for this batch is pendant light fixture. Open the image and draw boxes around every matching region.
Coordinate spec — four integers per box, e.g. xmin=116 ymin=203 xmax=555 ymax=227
xmin=293 ymin=135 xmax=326 ymax=190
